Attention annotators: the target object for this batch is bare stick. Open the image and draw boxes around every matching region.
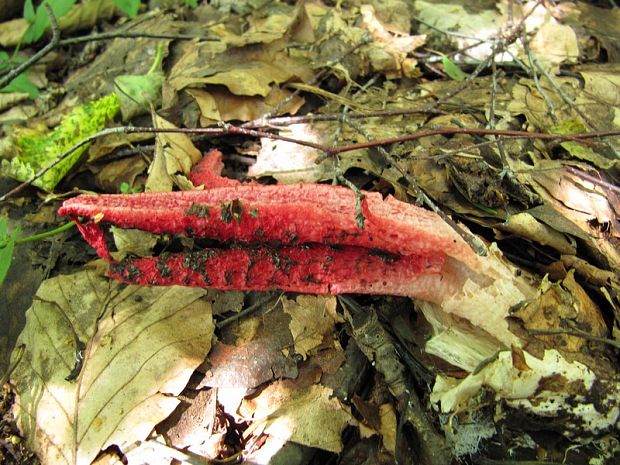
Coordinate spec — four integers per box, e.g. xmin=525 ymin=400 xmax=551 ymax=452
xmin=326 ymin=127 xmax=620 ymax=155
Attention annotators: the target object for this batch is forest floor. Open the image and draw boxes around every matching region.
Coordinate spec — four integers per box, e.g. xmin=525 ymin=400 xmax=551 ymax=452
xmin=1 ymin=1 xmax=619 ymax=464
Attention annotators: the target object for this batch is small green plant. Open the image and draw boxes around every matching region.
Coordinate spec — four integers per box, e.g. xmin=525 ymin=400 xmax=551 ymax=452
xmin=441 ymin=56 xmax=469 ymax=81
xmin=0 ymin=217 xmax=75 ymax=286
xmin=0 ymin=52 xmax=39 ymax=98
xmin=119 ymin=182 xmax=142 ymax=194
xmin=22 ymin=0 xmax=77 ymax=44
xmin=1 ymin=0 xmax=77 ymax=97
xmin=114 ymin=0 xmax=141 ymax=18
xmin=0 ymin=217 xmax=20 ymax=285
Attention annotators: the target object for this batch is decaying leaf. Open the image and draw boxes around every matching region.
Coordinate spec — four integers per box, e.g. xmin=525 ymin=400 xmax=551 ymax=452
xmin=4 ymin=0 xmax=620 ymax=462
xmin=248 ymin=123 xmax=332 ymax=183
xmin=282 ymin=295 xmax=342 ymax=359
xmin=431 ymin=349 xmax=620 ymax=440
xmin=9 ymin=270 xmax=214 ymax=465
xmin=188 ymin=86 xmax=304 ymax=126
xmin=243 ymin=380 xmax=356 ymax=453
xmin=200 ymin=339 xmax=298 ymax=390
xmin=512 ymin=271 xmax=608 ymax=358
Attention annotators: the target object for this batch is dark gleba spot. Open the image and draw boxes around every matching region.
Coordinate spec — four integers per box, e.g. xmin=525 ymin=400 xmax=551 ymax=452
xmin=220 ymin=199 xmax=243 ymax=224
xmin=184 ymin=203 xmax=211 ymax=218
xmin=156 ymin=257 xmax=172 ymax=278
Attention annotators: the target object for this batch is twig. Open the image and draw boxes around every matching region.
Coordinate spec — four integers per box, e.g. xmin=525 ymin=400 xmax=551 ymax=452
xmin=421 ymin=0 xmax=543 ymax=114
xmin=523 ymin=41 xmax=558 ymax=125
xmin=528 ymin=328 xmax=620 ymax=350
xmin=3 ymin=124 xmax=618 ymax=202
xmin=0 ymin=4 xmax=60 ymax=89
xmin=487 ymin=61 xmax=512 ymax=175
xmin=565 ymin=167 xmax=620 ymax=194
xmin=476 ymin=458 xmax=565 ymax=465
xmin=246 ymin=104 xmax=440 ymax=127
xmin=0 ymin=125 xmax=322 ymax=201
xmin=326 ymin=127 xmax=619 ymax=155
xmin=58 ymin=31 xmax=217 ymax=46
xmin=338 ymin=296 xmax=452 ymax=465
xmin=216 ymin=294 xmax=280 ymax=329
xmin=525 ymin=45 xmax=620 ymax=159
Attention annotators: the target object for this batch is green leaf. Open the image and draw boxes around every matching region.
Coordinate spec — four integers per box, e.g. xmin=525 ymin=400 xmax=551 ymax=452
xmin=114 ymin=0 xmax=141 ymax=17
xmin=0 ymin=93 xmax=121 ymax=191
xmin=23 ymin=0 xmax=36 ymax=23
xmin=442 ymin=56 xmax=469 ymax=81
xmin=114 ymin=44 xmax=164 ymax=120
xmin=1 ymin=72 xmax=40 ymax=98
xmin=0 ymin=217 xmax=20 ymax=286
xmin=0 ymin=52 xmax=11 ymax=74
xmin=184 ymin=0 xmax=198 ymax=7
xmin=0 ymin=52 xmax=26 ymax=74
xmin=551 ymin=120 xmax=615 ymax=169
xmin=23 ymin=0 xmax=77 ymax=44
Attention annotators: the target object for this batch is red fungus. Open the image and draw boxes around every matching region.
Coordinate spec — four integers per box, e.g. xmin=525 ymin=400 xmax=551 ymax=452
xmin=59 ymin=149 xmax=477 ymax=299
xmin=189 ymin=149 xmax=241 ymax=188
xmin=58 ymin=183 xmax=474 ymax=263
xmin=109 ymin=244 xmax=446 ymax=299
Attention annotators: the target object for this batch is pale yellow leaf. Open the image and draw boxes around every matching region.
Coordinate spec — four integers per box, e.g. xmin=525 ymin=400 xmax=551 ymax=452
xmin=10 ymin=271 xmax=214 ymax=465
xmin=282 ymin=295 xmax=342 ymax=359
xmin=379 ymin=403 xmax=397 ymax=454
xmin=247 ymin=381 xmax=355 ymax=453
xmin=145 ymin=114 xmax=202 ymax=192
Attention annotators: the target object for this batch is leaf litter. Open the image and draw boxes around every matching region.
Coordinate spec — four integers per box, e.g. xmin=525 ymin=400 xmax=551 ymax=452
xmin=1 ymin=0 xmax=619 ymax=464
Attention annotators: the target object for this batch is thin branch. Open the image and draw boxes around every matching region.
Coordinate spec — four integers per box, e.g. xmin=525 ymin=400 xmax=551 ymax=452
xmin=528 ymin=328 xmax=620 ymax=350
xmin=0 ymin=4 xmax=60 ymax=89
xmin=565 ymin=167 xmax=620 ymax=194
xmin=2 ymin=124 xmax=618 ymax=202
xmin=216 ymin=294 xmax=281 ymax=329
xmin=0 ymin=125 xmax=322 ymax=201
xmin=326 ymin=127 xmax=620 ymax=155
xmin=245 ymin=104 xmax=441 ymax=127
xmin=58 ymin=31 xmax=217 ymax=46
xmin=420 ymin=0 xmax=544 ymax=114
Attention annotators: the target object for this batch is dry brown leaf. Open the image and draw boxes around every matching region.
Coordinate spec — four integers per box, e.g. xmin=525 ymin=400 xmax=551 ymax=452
xmin=188 ymin=86 xmax=304 ymax=125
xmin=200 ymin=340 xmax=298 ymax=390
xmin=512 ymin=271 xmax=608 ymax=357
xmin=379 ymin=403 xmax=397 ymax=454
xmin=495 ymin=212 xmax=576 ymax=254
